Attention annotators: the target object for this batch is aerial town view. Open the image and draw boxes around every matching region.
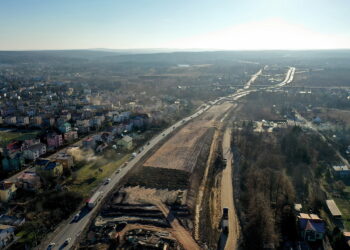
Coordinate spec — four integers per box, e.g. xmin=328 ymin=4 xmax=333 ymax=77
xmin=1 ymin=1 xmax=350 ymax=250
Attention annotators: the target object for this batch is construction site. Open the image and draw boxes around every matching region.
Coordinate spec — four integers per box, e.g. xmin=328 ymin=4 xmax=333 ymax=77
xmin=79 ymin=101 xmax=238 ymax=250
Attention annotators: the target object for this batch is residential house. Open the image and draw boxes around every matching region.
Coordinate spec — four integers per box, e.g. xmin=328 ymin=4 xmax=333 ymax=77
xmin=63 ymin=130 xmax=78 ymax=143
xmin=6 ymin=141 xmax=22 ymax=154
xmin=90 ymin=116 xmax=103 ymax=128
xmin=332 ymin=165 xmax=350 ymax=178
xmin=297 ymin=213 xmax=326 ymax=242
xmin=43 ymin=117 xmax=55 ymax=127
xmin=32 ymin=116 xmax=42 ymax=127
xmin=34 ymin=158 xmax=50 ymax=169
xmin=16 ymin=171 xmax=41 ymax=191
xmin=23 ymin=143 xmax=46 ymax=160
xmin=16 ymin=116 xmax=29 ymax=126
xmin=55 ymin=153 xmax=74 ymax=169
xmin=1 ymin=151 xmax=24 ymax=172
xmin=47 ymin=133 xmax=63 ymax=149
xmin=0 ymin=182 xmax=17 ymax=202
xmin=0 ymin=225 xmax=16 ymax=248
xmin=42 ymin=161 xmax=63 ymax=177
xmin=76 ymin=119 xmax=90 ymax=134
xmin=117 ymin=135 xmax=133 ymax=150
xmin=4 ymin=116 xmax=16 ymax=125
xmin=106 ymin=111 xmax=119 ymax=120
xmin=20 ymin=139 xmax=41 ymax=151
xmin=58 ymin=122 xmax=71 ymax=133
xmin=95 ymin=114 xmax=105 ymax=122
xmin=114 ymin=111 xmax=131 ymax=123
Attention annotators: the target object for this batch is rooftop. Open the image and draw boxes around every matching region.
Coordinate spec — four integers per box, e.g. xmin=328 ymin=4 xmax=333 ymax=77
xmin=0 ymin=224 xmax=15 ymax=231
xmin=326 ymin=199 xmax=342 ymax=217
xmin=17 ymin=171 xmax=39 ymax=180
xmin=298 ymin=213 xmax=325 ymax=233
xmin=298 ymin=213 xmax=321 ymax=220
xmin=333 ymin=165 xmax=349 ymax=171
xmin=35 ymin=158 xmax=50 ymax=166
xmin=122 ymin=135 xmax=133 ymax=143
xmin=45 ymin=161 xmax=60 ymax=170
xmin=27 ymin=143 xmax=45 ymax=151
xmin=0 ymin=181 xmax=14 ymax=190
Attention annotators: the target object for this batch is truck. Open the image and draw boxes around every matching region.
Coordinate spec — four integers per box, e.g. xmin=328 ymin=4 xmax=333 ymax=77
xmin=87 ymin=191 xmax=103 ymax=208
xmin=222 ymin=207 xmax=229 ymax=234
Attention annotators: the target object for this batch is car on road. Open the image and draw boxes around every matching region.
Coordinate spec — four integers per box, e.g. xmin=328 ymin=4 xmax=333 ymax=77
xmin=222 ymin=208 xmax=229 ymax=234
xmin=64 ymin=238 xmax=71 ymax=246
xmin=47 ymin=242 xmax=55 ymax=249
xmin=104 ymin=178 xmax=111 ymax=185
xmin=73 ymin=212 xmax=80 ymax=222
xmin=116 ymin=169 xmax=121 ymax=174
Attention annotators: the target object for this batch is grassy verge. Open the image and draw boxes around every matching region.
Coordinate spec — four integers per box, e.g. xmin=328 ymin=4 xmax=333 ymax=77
xmin=66 ymin=153 xmax=130 ymax=196
xmin=0 ymin=131 xmax=40 ymax=145
xmin=334 ymin=197 xmax=350 ymax=230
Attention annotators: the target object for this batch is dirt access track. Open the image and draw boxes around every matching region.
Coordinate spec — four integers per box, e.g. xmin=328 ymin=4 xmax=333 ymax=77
xmin=144 ymin=102 xmax=233 ymax=173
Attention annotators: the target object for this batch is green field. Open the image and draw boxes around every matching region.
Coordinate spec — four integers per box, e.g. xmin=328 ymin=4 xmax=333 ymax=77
xmin=66 ymin=153 xmax=130 ymax=196
xmin=334 ymin=197 xmax=350 ymax=230
xmin=0 ymin=131 xmax=40 ymax=145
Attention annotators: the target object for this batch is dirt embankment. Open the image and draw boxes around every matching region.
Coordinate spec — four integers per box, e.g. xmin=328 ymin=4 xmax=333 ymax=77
xmin=194 ymin=128 xmax=223 ymax=247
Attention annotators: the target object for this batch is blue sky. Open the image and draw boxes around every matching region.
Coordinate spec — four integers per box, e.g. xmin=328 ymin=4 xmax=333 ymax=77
xmin=0 ymin=0 xmax=349 ymax=50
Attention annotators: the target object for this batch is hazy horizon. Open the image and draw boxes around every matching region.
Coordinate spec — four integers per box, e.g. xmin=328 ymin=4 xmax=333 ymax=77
xmin=1 ymin=0 xmax=350 ymax=51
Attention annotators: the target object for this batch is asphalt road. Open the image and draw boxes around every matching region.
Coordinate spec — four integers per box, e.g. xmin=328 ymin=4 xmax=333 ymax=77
xmin=220 ymin=128 xmax=240 ymax=250
xmin=43 ymin=66 xmax=296 ymax=250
